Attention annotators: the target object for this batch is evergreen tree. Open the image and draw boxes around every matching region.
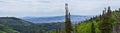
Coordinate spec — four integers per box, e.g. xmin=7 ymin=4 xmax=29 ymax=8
xmin=100 ymin=6 xmax=112 ymax=33
xmin=91 ymin=22 xmax=95 ymax=33
xmin=107 ymin=6 xmax=111 ymax=16
xmin=65 ymin=3 xmax=73 ymax=33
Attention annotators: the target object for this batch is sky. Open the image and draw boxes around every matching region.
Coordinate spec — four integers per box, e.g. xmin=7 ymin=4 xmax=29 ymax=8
xmin=0 ymin=0 xmax=120 ymax=17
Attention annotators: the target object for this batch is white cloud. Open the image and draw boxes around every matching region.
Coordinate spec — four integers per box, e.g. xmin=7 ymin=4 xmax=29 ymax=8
xmin=0 ymin=0 xmax=119 ymax=17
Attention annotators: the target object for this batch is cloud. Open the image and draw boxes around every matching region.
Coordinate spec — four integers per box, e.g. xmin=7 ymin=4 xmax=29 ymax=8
xmin=0 ymin=0 xmax=119 ymax=17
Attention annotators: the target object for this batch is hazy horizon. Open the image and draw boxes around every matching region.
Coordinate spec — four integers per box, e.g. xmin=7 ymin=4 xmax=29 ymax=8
xmin=0 ymin=0 xmax=120 ymax=17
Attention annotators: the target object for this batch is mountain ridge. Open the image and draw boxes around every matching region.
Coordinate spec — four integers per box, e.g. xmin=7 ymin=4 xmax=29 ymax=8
xmin=20 ymin=15 xmax=92 ymax=23
xmin=0 ymin=17 xmax=41 ymax=33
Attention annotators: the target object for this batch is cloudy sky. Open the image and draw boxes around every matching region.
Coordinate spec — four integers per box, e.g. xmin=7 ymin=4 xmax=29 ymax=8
xmin=0 ymin=0 xmax=120 ymax=17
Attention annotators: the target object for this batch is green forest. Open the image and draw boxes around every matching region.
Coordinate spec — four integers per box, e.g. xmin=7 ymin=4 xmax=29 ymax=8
xmin=0 ymin=1 xmax=120 ymax=33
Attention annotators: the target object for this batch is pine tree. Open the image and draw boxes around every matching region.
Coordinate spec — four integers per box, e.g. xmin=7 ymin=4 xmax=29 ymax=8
xmin=91 ymin=22 xmax=95 ymax=33
xmin=65 ymin=3 xmax=73 ymax=33
xmin=100 ymin=6 xmax=112 ymax=33
xmin=107 ymin=6 xmax=111 ymax=16
xmin=100 ymin=8 xmax=107 ymax=33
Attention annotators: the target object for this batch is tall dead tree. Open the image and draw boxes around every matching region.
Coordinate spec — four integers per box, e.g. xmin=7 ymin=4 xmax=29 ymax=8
xmin=65 ymin=3 xmax=73 ymax=33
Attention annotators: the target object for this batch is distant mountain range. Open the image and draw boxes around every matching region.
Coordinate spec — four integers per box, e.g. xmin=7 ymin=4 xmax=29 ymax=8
xmin=0 ymin=15 xmax=92 ymax=33
xmin=20 ymin=15 xmax=92 ymax=24
xmin=0 ymin=17 xmax=68 ymax=33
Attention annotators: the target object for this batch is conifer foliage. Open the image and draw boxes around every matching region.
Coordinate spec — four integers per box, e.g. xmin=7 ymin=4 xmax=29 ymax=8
xmin=91 ymin=22 xmax=95 ymax=33
xmin=100 ymin=6 xmax=112 ymax=33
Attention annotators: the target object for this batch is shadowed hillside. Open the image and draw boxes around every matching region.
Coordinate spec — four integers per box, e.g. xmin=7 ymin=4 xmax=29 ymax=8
xmin=0 ymin=24 xmax=20 ymax=33
xmin=0 ymin=17 xmax=42 ymax=33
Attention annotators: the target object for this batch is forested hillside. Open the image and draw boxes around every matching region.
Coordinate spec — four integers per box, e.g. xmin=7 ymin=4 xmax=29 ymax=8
xmin=75 ymin=7 xmax=120 ymax=33
xmin=0 ymin=17 xmax=43 ymax=33
xmin=49 ymin=7 xmax=120 ymax=33
xmin=0 ymin=24 xmax=20 ymax=33
xmin=0 ymin=17 xmax=66 ymax=33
